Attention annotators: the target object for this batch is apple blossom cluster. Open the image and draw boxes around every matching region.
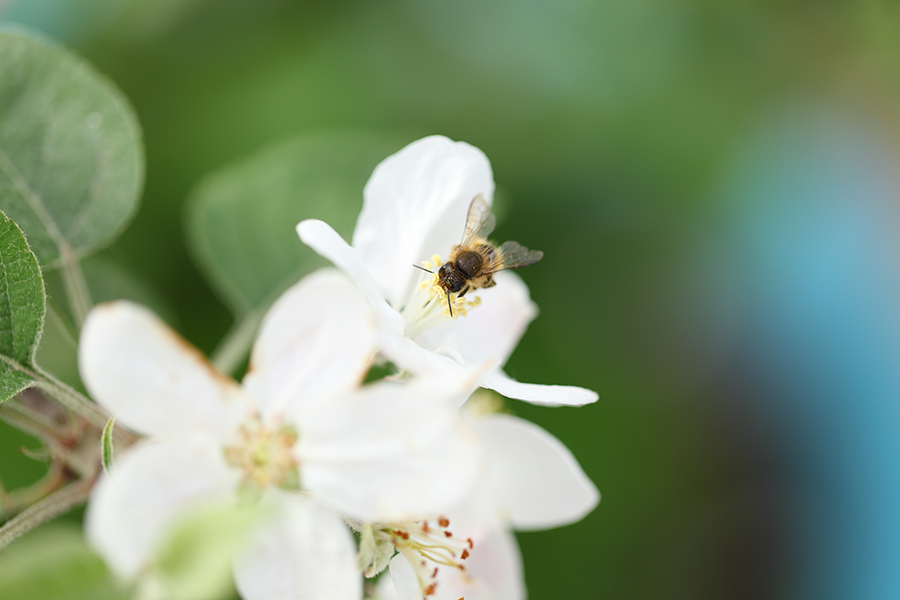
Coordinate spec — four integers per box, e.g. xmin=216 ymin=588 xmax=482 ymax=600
xmin=80 ymin=136 xmax=599 ymax=600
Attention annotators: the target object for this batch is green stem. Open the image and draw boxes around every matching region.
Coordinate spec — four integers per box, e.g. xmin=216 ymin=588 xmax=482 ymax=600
xmin=0 ymin=477 xmax=92 ymax=551
xmin=45 ymin=298 xmax=79 ymax=350
xmin=59 ymin=248 xmax=92 ymax=329
xmin=33 ymin=367 xmax=110 ymax=432
xmin=210 ymin=311 xmax=263 ymax=376
xmin=0 ymin=401 xmax=69 ymax=444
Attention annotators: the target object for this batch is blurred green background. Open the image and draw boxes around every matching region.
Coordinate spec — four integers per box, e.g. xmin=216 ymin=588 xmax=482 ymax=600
xmin=5 ymin=1 xmax=900 ymax=599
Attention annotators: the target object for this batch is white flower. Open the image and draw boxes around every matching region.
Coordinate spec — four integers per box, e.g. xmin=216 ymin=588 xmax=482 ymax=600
xmin=297 ymin=135 xmax=597 ymax=408
xmin=80 ymin=269 xmax=484 ymax=600
xmin=369 ymin=394 xmax=599 ymax=600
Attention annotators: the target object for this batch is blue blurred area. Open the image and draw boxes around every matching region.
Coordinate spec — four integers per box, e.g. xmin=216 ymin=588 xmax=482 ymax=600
xmin=716 ymin=106 xmax=900 ymax=599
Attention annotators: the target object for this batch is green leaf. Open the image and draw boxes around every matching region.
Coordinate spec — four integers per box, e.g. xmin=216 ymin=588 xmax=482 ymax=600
xmin=0 ymin=209 xmax=45 ymax=403
xmin=185 ymin=131 xmax=405 ymax=318
xmin=0 ymin=25 xmax=144 ymax=269
xmin=100 ymin=416 xmax=115 ymax=473
xmin=0 ymin=524 xmax=129 ymax=600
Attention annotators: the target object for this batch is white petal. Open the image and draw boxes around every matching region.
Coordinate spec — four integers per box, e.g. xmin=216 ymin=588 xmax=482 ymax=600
xmin=79 ymin=302 xmax=246 ymax=439
xmin=243 ymin=269 xmax=377 ymax=419
xmin=471 ymin=413 xmax=599 ymax=531
xmin=435 ymin=527 xmax=524 ymax=600
xmin=377 ymin=327 xmax=474 ymax=380
xmin=353 ymin=136 xmax=495 ymax=309
xmin=85 ymin=437 xmax=240 ymax=578
xmin=413 ymin=271 xmax=536 ymax=368
xmin=483 ymin=370 xmax=599 ymax=407
xmin=233 ymin=493 xmax=361 ymax=600
xmin=298 ymin=378 xmax=484 ymax=522
xmin=387 ymin=554 xmax=421 ymax=600
xmin=297 ymin=219 xmax=406 ymax=334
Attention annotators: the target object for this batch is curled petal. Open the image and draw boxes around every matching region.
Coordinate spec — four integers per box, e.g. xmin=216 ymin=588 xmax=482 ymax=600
xmin=483 ymin=370 xmax=598 ymax=407
xmin=243 ymin=269 xmax=377 ymax=418
xmin=85 ymin=437 xmax=240 ymax=578
xmin=296 ymin=219 xmax=405 ymax=334
xmin=354 ymin=136 xmax=495 ymax=309
xmin=233 ymin=493 xmax=361 ymax=600
xmin=471 ymin=413 xmax=599 ymax=530
xmin=387 ymin=554 xmax=420 ymax=600
xmin=377 ymin=327 xmax=473 ymax=379
xmin=79 ymin=301 xmax=246 ymax=439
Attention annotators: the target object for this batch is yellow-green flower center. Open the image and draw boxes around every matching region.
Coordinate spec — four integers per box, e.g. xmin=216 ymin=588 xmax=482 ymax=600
xmin=224 ymin=418 xmax=299 ymax=490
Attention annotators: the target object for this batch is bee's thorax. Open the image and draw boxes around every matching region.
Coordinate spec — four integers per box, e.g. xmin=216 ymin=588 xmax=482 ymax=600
xmin=454 ymin=250 xmax=484 ymax=279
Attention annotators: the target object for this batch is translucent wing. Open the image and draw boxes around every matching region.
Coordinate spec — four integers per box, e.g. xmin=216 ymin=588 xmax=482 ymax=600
xmin=460 ymin=195 xmax=496 ymax=246
xmin=486 ymin=240 xmax=544 ymax=273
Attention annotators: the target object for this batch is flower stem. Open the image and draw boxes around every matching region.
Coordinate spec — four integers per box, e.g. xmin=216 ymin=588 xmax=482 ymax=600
xmin=0 ymin=401 xmax=69 ymax=444
xmin=33 ymin=367 xmax=109 ymax=432
xmin=0 ymin=477 xmax=93 ymax=551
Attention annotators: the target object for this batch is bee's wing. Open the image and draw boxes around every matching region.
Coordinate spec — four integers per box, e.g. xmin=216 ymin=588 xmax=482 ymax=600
xmin=460 ymin=194 xmax=496 ymax=246
xmin=487 ymin=240 xmax=544 ymax=273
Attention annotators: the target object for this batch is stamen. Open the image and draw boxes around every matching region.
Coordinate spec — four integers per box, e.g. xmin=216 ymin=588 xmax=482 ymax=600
xmin=223 ymin=416 xmax=299 ymax=490
xmin=403 ymin=255 xmax=482 ymax=339
xmin=375 ymin=516 xmax=474 ymax=598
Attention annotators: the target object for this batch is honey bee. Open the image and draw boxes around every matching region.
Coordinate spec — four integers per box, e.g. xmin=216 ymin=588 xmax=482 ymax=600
xmin=416 ymin=195 xmax=543 ymax=316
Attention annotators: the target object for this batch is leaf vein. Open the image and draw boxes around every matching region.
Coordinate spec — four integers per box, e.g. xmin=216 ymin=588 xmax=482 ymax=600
xmin=0 ymin=145 xmax=72 ymax=260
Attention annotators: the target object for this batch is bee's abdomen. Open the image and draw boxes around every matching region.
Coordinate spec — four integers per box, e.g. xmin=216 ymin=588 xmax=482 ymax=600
xmin=455 ymin=250 xmax=483 ymax=278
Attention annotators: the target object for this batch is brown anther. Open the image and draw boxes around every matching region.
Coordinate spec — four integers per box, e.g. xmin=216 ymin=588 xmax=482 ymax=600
xmin=467 ymin=538 xmax=474 ymax=549
xmin=432 ymin=567 xmax=439 ymax=578
xmin=394 ymin=530 xmax=410 ymax=540
xmin=444 ymin=531 xmax=453 ymax=538
xmin=425 ymin=583 xmax=437 ymax=596
xmin=461 ymin=549 xmax=469 ymax=559
xmin=438 ymin=517 xmax=450 ymax=527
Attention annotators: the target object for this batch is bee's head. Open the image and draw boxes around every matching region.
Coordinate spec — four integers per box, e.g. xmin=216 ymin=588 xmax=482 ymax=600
xmin=438 ymin=262 xmax=466 ymax=293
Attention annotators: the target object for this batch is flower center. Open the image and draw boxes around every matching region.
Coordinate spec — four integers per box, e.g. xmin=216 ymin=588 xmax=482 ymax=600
xmin=223 ymin=417 xmax=299 ymax=490
xmin=403 ymin=255 xmax=482 ymax=340
xmin=381 ymin=516 xmax=474 ymax=597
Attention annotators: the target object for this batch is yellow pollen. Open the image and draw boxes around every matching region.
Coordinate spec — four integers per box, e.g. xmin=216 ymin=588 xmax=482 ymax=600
xmin=417 ymin=255 xmax=481 ymax=320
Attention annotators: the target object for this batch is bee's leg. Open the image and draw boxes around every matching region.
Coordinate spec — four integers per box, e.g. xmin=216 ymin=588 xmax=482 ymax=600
xmin=482 ymin=275 xmax=496 ymax=288
xmin=458 ymin=285 xmax=470 ymax=299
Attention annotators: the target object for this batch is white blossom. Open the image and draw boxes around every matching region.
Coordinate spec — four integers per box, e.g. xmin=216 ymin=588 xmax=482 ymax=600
xmin=297 ymin=135 xmax=597 ymax=407
xmin=80 ymin=269 xmax=484 ymax=600
xmin=368 ymin=393 xmax=599 ymax=600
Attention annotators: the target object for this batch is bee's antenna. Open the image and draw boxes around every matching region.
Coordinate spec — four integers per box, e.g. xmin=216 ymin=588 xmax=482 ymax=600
xmin=447 ymin=293 xmax=453 ymax=318
xmin=412 ymin=264 xmax=433 ymax=273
